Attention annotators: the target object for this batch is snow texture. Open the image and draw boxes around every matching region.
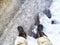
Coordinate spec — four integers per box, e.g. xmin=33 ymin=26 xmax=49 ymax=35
xmin=27 ymin=0 xmax=60 ymax=45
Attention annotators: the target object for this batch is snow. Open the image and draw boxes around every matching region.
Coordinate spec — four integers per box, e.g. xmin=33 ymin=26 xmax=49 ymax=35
xmin=27 ymin=0 xmax=60 ymax=45
xmin=50 ymin=0 xmax=60 ymax=24
xmin=43 ymin=24 xmax=60 ymax=45
xmin=45 ymin=0 xmax=60 ymax=45
xmin=27 ymin=36 xmax=38 ymax=45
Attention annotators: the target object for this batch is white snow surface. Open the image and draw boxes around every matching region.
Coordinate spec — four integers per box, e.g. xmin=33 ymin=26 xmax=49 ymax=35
xmin=26 ymin=0 xmax=60 ymax=45
xmin=27 ymin=36 xmax=38 ymax=45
